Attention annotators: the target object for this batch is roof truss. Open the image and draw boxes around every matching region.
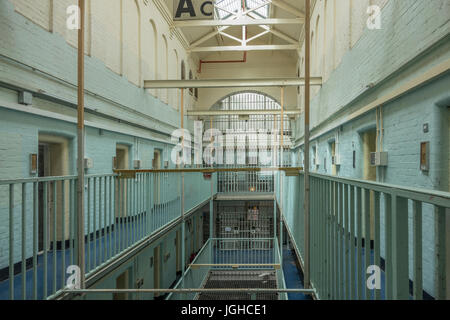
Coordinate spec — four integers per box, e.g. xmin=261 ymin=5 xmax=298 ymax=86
xmin=184 ymin=0 xmax=304 ymax=52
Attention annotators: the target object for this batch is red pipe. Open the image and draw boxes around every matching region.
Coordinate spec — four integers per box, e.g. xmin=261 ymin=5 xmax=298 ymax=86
xmin=198 ymin=52 xmax=247 ymax=73
xmin=197 ymin=0 xmax=248 ymax=74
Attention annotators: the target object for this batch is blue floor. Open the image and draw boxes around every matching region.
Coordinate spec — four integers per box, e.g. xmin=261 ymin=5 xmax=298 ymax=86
xmin=282 ymin=248 xmax=311 ymax=300
xmin=0 ymin=208 xmax=179 ymax=300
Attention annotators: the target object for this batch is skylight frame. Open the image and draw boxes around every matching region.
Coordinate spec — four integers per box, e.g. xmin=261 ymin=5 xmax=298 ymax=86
xmin=214 ymin=0 xmax=270 ymax=20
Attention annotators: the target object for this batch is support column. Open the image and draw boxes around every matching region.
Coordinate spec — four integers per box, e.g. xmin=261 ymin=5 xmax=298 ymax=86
xmin=208 ymin=116 xmax=214 ymax=261
xmin=180 ymin=88 xmax=186 ymax=289
xmin=279 ymin=86 xmax=285 ymax=265
xmin=209 ymin=199 xmax=214 ymax=262
xmin=304 ymin=0 xmax=311 ymax=290
xmin=76 ymin=0 xmax=86 ymax=290
xmin=273 ymin=199 xmax=277 ymax=242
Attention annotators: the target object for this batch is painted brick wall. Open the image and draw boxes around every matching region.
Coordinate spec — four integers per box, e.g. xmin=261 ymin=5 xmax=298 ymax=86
xmin=286 ymin=0 xmax=450 ymax=297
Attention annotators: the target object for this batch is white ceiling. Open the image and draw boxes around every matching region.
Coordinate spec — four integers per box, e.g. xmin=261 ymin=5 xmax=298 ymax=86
xmin=164 ymin=0 xmax=305 ymax=60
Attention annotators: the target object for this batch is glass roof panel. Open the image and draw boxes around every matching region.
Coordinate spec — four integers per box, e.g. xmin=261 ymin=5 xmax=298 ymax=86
xmin=246 ymin=0 xmax=269 ymax=18
xmin=215 ymin=0 xmax=269 ymax=20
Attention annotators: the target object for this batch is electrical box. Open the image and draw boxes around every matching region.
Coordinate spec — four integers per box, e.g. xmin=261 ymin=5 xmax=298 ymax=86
xmin=420 ymin=142 xmax=430 ymax=171
xmin=19 ymin=91 xmax=33 ymax=105
xmin=84 ymin=158 xmax=94 ymax=169
xmin=134 ymin=160 xmax=141 ymax=169
xmin=370 ymin=152 xmax=388 ymax=167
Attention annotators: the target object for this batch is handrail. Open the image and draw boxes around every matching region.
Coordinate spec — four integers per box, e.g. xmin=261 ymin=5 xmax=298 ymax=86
xmin=64 ymin=288 xmax=315 ymax=294
xmin=304 ymin=172 xmax=450 ymax=206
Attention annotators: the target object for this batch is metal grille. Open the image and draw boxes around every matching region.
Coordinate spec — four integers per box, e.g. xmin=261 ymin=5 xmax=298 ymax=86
xmin=197 ymin=270 xmax=278 ymax=300
xmin=217 ymin=201 xmax=274 ymax=239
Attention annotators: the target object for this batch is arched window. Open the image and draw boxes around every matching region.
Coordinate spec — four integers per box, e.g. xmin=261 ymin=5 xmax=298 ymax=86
xmin=209 ymin=92 xmax=292 ymax=169
xmin=172 ymin=49 xmax=179 ymax=109
xmin=161 ymin=35 xmax=168 ymax=103
xmin=189 ymin=70 xmax=193 ymax=94
xmin=211 ymin=92 xmax=290 ymax=134
xmin=194 ymin=78 xmax=199 ymax=100
xmin=315 ymin=15 xmax=321 ymax=74
xmin=310 ymin=31 xmax=314 ymax=74
xmin=181 ymin=60 xmax=186 ymax=80
xmin=149 ymin=20 xmax=158 ymax=81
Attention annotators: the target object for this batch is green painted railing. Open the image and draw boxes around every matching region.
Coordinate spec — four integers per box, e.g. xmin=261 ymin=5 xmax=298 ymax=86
xmin=0 ymin=171 xmax=212 ymax=300
xmin=167 ymin=238 xmax=287 ymax=300
xmin=277 ymin=172 xmax=450 ymax=300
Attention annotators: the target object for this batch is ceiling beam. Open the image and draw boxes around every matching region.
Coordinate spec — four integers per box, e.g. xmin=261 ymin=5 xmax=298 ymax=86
xmin=246 ymin=12 xmax=299 ymax=45
xmin=218 ymin=30 xmax=243 ymax=44
xmin=271 ymin=0 xmax=305 ymax=18
xmin=143 ymin=77 xmax=323 ymax=89
xmin=187 ymin=109 xmax=302 ymax=116
xmin=246 ymin=30 xmax=270 ymax=43
xmin=189 ymin=44 xmax=299 ymax=52
xmin=174 ymin=18 xmax=304 ymax=28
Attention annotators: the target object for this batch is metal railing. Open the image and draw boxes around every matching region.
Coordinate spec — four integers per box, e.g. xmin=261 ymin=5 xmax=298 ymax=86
xmin=277 ymin=171 xmax=450 ymax=300
xmin=218 ymin=171 xmax=274 ymax=193
xmin=167 ymin=238 xmax=287 ymax=300
xmin=0 ymin=171 xmax=212 ymax=300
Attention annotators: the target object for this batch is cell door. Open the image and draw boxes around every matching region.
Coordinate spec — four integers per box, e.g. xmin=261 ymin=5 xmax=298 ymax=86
xmin=114 ymin=269 xmax=129 ymax=300
xmin=153 ymin=245 xmax=161 ymax=298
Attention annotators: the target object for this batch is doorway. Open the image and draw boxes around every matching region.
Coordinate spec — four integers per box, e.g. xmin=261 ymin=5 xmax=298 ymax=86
xmin=114 ymin=269 xmax=129 ymax=300
xmin=176 ymin=230 xmax=181 ymax=274
xmin=362 ymin=129 xmax=377 ymax=182
xmin=330 ymin=141 xmax=337 ymax=176
xmin=153 ymin=245 xmax=161 ymax=298
xmin=38 ymin=134 xmax=70 ymax=252
xmin=361 ymin=129 xmax=377 ymax=243
xmin=115 ymin=144 xmax=129 ymax=218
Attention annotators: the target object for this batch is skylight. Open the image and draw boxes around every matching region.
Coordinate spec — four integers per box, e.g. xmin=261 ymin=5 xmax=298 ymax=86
xmin=215 ymin=0 xmax=270 ymax=20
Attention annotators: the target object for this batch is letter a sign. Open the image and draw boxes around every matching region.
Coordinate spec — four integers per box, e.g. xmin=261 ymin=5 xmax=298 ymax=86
xmin=173 ymin=0 xmax=214 ymax=21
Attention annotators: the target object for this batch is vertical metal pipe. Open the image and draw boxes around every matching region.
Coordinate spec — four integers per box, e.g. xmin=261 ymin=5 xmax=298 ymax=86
xmin=21 ymin=183 xmax=26 ymax=300
xmin=43 ymin=182 xmax=48 ymax=298
xmin=412 ymin=200 xmax=422 ymax=300
xmin=33 ymin=182 xmax=38 ymax=300
xmin=181 ymin=88 xmax=186 ymax=288
xmin=364 ymin=189 xmax=371 ymax=299
xmin=373 ymin=191 xmax=381 ymax=300
xmin=109 ymin=176 xmax=113 ymax=259
xmin=103 ymin=177 xmax=107 ymax=262
xmin=77 ymin=0 xmax=86 ymax=289
xmin=304 ymin=0 xmax=311 ymax=290
xmin=435 ymin=205 xmax=447 ymax=300
xmin=53 ymin=181 xmax=57 ymax=294
xmin=87 ymin=178 xmax=91 ymax=272
xmin=62 ymin=180 xmax=66 ymax=291
xmin=9 ymin=184 xmax=15 ymax=300
xmin=279 ymin=86 xmax=284 ymax=266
